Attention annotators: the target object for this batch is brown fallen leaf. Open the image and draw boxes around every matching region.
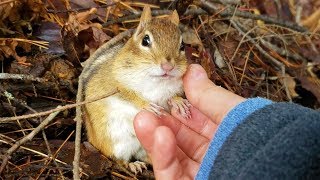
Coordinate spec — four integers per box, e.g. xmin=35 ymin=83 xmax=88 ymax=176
xmin=50 ymin=59 xmax=76 ymax=81
xmin=0 ymin=39 xmax=27 ymax=63
xmin=0 ymin=0 xmax=16 ymax=22
xmin=181 ymin=26 xmax=203 ymax=49
xmin=301 ymin=9 xmax=320 ymax=31
xmin=79 ymin=26 xmax=111 ymax=56
xmin=282 ymin=74 xmax=299 ymax=99
xmin=64 ymin=8 xmax=100 ymax=35
xmin=298 ymin=75 xmax=320 ymax=103
xmin=34 ymin=22 xmax=65 ymax=54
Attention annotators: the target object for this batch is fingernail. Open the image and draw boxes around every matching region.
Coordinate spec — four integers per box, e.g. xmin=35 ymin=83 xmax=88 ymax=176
xmin=189 ymin=64 xmax=207 ymax=80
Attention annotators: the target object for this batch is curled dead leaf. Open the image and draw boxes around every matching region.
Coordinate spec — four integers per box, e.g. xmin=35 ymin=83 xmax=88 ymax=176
xmin=50 ymin=59 xmax=75 ymax=81
xmin=181 ymin=26 xmax=202 ymax=48
xmin=301 ymin=9 xmax=320 ymax=31
xmin=282 ymin=74 xmax=299 ymax=99
xmin=0 ymin=0 xmax=17 ymax=21
xmin=214 ymin=49 xmax=227 ymax=69
xmin=64 ymin=8 xmax=98 ymax=35
xmin=0 ymin=39 xmax=26 ymax=63
xmin=298 ymin=75 xmax=320 ymax=103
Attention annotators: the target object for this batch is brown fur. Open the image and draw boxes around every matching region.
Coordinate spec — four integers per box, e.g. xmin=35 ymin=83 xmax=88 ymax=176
xmin=83 ymin=6 xmax=187 ymax=164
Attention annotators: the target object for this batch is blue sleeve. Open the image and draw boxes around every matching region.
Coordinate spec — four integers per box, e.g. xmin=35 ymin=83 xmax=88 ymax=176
xmin=196 ymin=97 xmax=273 ymax=180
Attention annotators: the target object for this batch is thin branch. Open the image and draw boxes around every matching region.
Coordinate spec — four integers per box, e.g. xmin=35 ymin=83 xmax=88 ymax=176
xmin=46 ymin=3 xmax=117 ymax=14
xmin=102 ymin=10 xmax=172 ymax=26
xmin=211 ymin=0 xmax=241 ymax=5
xmin=0 ymin=109 xmax=61 ymax=174
xmin=0 ymin=73 xmax=47 ymax=82
xmin=0 ymin=86 xmax=64 ymax=178
xmin=72 ymin=110 xmax=82 ymax=180
xmin=230 ymin=20 xmax=292 ymax=101
xmin=197 ymin=0 xmax=308 ymax=32
xmin=0 ymin=139 xmax=68 ymax=165
xmin=0 ymin=90 xmax=119 ymax=123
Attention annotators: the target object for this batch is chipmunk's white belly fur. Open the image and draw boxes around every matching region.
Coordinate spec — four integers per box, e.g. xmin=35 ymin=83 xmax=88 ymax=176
xmin=103 ymin=77 xmax=183 ymax=161
xmin=120 ymin=69 xmax=184 ymax=109
xmin=140 ymin=78 xmax=183 ymax=108
xmin=104 ymin=96 xmax=147 ymax=161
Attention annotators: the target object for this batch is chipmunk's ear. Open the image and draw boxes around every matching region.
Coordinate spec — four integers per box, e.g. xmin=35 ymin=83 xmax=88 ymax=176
xmin=140 ymin=6 xmax=152 ymax=23
xmin=134 ymin=6 xmax=152 ymax=38
xmin=169 ymin=10 xmax=179 ymax=26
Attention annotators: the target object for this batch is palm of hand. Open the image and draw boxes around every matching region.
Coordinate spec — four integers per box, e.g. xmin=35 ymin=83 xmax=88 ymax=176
xmin=134 ymin=107 xmax=218 ymax=179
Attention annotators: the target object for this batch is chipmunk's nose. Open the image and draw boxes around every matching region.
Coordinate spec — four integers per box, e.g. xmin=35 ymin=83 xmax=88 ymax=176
xmin=161 ymin=62 xmax=174 ymax=72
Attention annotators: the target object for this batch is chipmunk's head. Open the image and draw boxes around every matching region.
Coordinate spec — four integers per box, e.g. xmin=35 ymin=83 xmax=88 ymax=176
xmin=117 ymin=6 xmax=187 ymax=83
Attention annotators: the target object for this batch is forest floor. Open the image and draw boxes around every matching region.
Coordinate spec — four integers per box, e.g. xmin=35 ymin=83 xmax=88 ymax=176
xmin=0 ymin=0 xmax=319 ymax=179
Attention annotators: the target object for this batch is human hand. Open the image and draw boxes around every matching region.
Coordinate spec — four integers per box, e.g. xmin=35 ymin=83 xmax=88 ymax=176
xmin=134 ymin=64 xmax=245 ymax=179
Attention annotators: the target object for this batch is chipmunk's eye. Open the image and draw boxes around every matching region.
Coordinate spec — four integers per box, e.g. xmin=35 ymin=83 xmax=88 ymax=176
xmin=180 ymin=41 xmax=185 ymax=51
xmin=142 ymin=35 xmax=151 ymax=47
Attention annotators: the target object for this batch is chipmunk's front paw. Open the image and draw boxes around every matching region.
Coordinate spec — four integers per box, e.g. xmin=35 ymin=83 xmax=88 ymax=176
xmin=145 ymin=103 xmax=164 ymax=116
xmin=127 ymin=161 xmax=147 ymax=174
xmin=168 ymin=97 xmax=192 ymax=119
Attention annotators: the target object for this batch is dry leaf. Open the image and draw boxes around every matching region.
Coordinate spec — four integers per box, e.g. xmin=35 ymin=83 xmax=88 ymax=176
xmin=214 ymin=49 xmax=227 ymax=69
xmin=50 ymin=59 xmax=76 ymax=81
xmin=301 ymin=9 xmax=320 ymax=31
xmin=0 ymin=0 xmax=16 ymax=21
xmin=65 ymin=8 xmax=98 ymax=35
xmin=0 ymin=39 xmax=26 ymax=63
xmin=181 ymin=26 xmax=202 ymax=48
xmin=35 ymin=22 xmax=65 ymax=54
xmin=282 ymin=74 xmax=299 ymax=98
xmin=298 ymin=75 xmax=320 ymax=103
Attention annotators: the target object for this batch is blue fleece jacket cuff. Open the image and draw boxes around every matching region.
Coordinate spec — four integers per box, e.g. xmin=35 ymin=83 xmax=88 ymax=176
xmin=196 ymin=97 xmax=273 ymax=180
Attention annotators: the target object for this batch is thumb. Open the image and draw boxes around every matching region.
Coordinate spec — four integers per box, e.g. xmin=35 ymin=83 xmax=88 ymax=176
xmin=183 ymin=64 xmax=245 ymax=124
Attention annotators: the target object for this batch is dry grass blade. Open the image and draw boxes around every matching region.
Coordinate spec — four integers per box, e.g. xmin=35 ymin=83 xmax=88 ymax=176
xmin=0 ymin=38 xmax=49 ymax=49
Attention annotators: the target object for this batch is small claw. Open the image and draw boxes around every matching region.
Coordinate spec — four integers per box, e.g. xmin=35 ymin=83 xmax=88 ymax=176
xmin=128 ymin=161 xmax=147 ymax=174
xmin=146 ymin=103 xmax=164 ymax=116
xmin=169 ymin=97 xmax=192 ymax=119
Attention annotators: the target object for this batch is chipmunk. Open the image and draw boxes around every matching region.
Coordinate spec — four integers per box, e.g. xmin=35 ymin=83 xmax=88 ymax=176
xmin=83 ymin=6 xmax=190 ymax=174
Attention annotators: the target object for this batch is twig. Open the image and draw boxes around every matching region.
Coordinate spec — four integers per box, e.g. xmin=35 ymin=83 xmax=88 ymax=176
xmin=230 ymin=20 xmax=292 ymax=101
xmin=259 ymin=38 xmax=306 ymax=63
xmin=197 ymin=0 xmax=308 ymax=32
xmin=0 ymin=90 xmax=118 ymax=123
xmin=102 ymin=8 xmax=207 ymax=27
xmin=102 ymin=10 xmax=172 ymax=26
xmin=111 ymin=171 xmax=136 ymax=180
xmin=211 ymin=0 xmax=241 ymax=5
xmin=46 ymin=3 xmax=117 ymax=14
xmin=250 ymin=71 xmax=266 ymax=97
xmin=0 ymin=73 xmax=47 ymax=82
xmin=36 ymin=131 xmax=74 ymax=179
xmin=0 ymin=109 xmax=61 ymax=174
xmin=72 ymin=111 xmax=82 ymax=180
xmin=0 ymin=86 xmax=63 ymax=177
xmin=0 ymin=139 xmax=68 ymax=165
xmin=101 ymin=1 xmax=307 ymax=33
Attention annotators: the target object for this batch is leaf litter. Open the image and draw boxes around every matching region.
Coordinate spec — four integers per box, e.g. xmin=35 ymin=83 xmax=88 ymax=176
xmin=0 ymin=0 xmax=319 ymax=179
